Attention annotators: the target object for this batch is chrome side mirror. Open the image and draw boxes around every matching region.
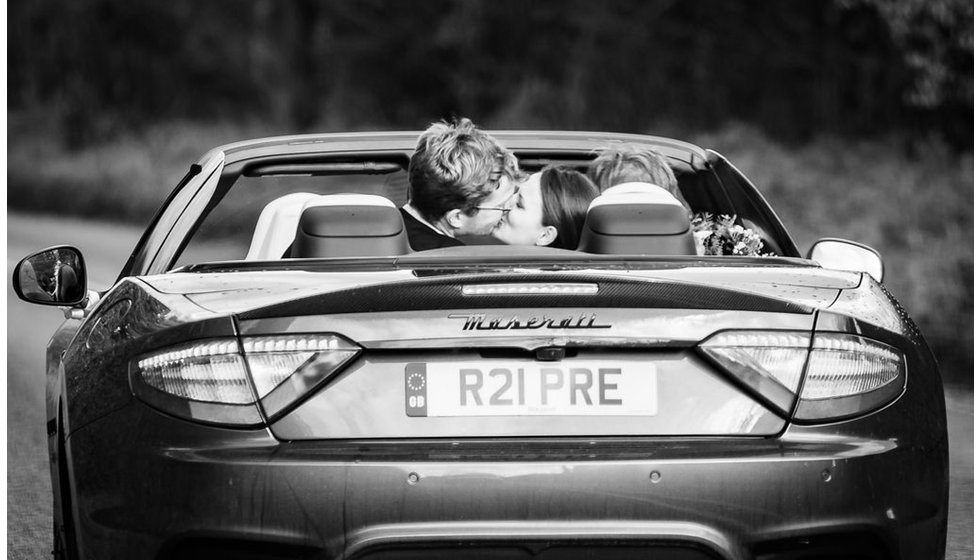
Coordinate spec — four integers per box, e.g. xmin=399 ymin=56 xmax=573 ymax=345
xmin=807 ymin=238 xmax=884 ymax=282
xmin=12 ymin=246 xmax=88 ymax=306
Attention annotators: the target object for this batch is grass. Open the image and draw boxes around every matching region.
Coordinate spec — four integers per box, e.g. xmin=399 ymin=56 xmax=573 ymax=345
xmin=8 ymin=117 xmax=974 ymax=385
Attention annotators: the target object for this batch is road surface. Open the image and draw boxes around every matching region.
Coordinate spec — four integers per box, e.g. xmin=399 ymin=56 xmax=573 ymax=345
xmin=6 ymin=212 xmax=974 ymax=559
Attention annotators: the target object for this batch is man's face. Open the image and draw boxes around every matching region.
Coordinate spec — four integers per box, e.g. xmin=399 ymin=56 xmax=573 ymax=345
xmin=455 ymin=175 xmax=519 ymax=236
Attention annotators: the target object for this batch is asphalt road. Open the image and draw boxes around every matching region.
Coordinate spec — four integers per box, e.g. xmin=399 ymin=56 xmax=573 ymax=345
xmin=6 ymin=212 xmax=974 ymax=559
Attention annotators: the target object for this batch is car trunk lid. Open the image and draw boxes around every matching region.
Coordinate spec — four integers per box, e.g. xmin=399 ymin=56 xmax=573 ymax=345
xmin=226 ymin=272 xmax=819 ymax=439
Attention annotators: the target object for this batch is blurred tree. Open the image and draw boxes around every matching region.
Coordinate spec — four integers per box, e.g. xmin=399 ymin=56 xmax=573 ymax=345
xmin=7 ymin=0 xmax=973 ymax=149
xmin=843 ymin=0 xmax=973 ymax=147
xmin=849 ymin=0 xmax=973 ymax=108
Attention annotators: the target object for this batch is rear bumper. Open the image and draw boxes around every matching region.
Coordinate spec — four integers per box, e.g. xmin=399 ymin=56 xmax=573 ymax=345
xmin=66 ymin=402 xmax=947 ymax=560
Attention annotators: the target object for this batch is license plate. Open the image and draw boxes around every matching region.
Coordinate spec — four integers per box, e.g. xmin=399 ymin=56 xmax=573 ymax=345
xmin=405 ymin=361 xmax=657 ymax=417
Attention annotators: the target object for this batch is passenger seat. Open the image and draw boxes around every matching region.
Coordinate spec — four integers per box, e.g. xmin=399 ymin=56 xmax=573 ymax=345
xmin=577 ymin=190 xmax=696 ymax=255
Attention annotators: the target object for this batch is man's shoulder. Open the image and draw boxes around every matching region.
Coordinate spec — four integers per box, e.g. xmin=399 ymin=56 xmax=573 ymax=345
xmin=399 ymin=208 xmax=463 ymax=251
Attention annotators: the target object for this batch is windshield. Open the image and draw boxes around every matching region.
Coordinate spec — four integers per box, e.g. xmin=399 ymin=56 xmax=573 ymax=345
xmin=169 ymin=151 xmax=793 ymax=271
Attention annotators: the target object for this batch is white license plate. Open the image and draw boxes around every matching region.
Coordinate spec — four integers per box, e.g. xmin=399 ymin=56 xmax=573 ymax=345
xmin=405 ymin=361 xmax=657 ymax=417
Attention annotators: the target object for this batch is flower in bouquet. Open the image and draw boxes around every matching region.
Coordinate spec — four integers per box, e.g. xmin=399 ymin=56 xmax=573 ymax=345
xmin=691 ymin=213 xmax=773 ymax=256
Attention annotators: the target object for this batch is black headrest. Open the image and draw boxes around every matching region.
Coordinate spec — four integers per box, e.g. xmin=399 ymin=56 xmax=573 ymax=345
xmin=577 ymin=191 xmax=696 ymax=255
xmin=290 ymin=195 xmax=411 ymax=258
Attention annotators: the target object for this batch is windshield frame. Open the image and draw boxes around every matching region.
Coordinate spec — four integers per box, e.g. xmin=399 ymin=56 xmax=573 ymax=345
xmin=123 ymin=133 xmax=801 ymax=278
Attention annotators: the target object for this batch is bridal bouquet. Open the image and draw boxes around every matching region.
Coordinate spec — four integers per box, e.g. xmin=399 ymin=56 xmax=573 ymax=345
xmin=691 ymin=213 xmax=773 ymax=257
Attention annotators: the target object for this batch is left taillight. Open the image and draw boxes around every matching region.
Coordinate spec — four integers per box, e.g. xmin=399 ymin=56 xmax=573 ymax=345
xmin=133 ymin=334 xmax=361 ymax=427
xmin=242 ymin=334 xmax=360 ymax=419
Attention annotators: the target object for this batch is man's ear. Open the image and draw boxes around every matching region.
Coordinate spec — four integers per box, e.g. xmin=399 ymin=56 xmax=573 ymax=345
xmin=444 ymin=209 xmax=463 ymax=229
xmin=535 ymin=225 xmax=558 ymax=247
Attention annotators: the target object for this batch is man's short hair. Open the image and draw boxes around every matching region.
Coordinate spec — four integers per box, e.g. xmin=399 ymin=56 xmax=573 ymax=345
xmin=588 ymin=144 xmax=688 ymax=210
xmin=408 ymin=118 xmax=524 ymax=223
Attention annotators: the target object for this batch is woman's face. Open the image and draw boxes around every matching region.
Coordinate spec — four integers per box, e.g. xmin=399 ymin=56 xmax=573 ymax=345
xmin=492 ymin=172 xmax=551 ymax=246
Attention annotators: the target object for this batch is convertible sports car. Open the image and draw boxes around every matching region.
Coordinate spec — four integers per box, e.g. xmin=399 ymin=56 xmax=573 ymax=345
xmin=14 ymin=131 xmax=948 ymax=560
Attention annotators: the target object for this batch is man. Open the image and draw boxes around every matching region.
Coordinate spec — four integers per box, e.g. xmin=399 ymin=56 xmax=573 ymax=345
xmin=401 ymin=118 xmax=524 ymax=251
xmin=587 ymin=143 xmax=692 ymax=214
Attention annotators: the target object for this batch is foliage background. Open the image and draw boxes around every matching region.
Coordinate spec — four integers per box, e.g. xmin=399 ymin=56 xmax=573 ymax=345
xmin=7 ymin=0 xmax=974 ymax=384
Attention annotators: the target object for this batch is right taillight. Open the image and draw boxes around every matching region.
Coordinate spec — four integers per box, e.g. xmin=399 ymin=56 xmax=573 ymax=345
xmin=794 ymin=333 xmax=906 ymax=422
xmin=698 ymin=330 xmax=906 ymax=422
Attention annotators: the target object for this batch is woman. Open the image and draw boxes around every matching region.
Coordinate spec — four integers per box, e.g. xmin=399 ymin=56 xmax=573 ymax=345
xmin=492 ymin=166 xmax=599 ymax=250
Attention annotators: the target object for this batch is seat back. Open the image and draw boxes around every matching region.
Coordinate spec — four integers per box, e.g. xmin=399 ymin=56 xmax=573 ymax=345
xmin=246 ymin=192 xmax=319 ymax=260
xmin=290 ymin=194 xmax=410 ymax=258
xmin=577 ymin=189 xmax=696 ymax=255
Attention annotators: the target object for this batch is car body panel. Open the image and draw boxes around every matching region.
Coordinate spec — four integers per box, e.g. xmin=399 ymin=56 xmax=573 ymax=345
xmin=268 ymin=349 xmax=789 ymax=439
xmin=66 ymin=398 xmax=945 ymax=560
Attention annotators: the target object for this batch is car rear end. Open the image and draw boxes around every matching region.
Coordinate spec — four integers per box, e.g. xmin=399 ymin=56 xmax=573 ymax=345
xmin=65 ymin=271 xmax=947 ymax=560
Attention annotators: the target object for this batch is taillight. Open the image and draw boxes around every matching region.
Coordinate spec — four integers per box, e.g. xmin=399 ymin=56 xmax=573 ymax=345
xmin=698 ymin=330 xmax=906 ymax=422
xmin=133 ymin=334 xmax=361 ymax=426
xmin=794 ymin=333 xmax=906 ymax=422
xmin=138 ymin=339 xmax=252 ymax=403
xmin=242 ymin=334 xmax=360 ymax=419
xmin=698 ymin=331 xmax=811 ymax=415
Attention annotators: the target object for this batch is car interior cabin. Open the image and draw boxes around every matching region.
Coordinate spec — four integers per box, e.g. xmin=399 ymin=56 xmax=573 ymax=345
xmin=174 ymin=149 xmax=796 ymax=268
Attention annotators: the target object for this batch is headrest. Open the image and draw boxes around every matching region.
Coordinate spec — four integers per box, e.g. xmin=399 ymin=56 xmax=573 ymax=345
xmin=601 ymin=182 xmax=670 ymax=196
xmin=577 ymin=190 xmax=696 ymax=255
xmin=290 ymin=194 xmax=411 ymax=258
xmin=246 ymin=192 xmax=319 ymax=260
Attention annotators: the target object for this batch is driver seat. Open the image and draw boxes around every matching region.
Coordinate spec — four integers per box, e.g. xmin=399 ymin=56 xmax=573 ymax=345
xmin=246 ymin=192 xmax=319 ymax=260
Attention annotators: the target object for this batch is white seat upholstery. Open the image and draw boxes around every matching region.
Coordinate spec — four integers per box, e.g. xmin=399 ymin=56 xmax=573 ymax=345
xmin=245 ymin=192 xmax=319 ymax=260
xmin=602 ymin=181 xmax=672 ymax=197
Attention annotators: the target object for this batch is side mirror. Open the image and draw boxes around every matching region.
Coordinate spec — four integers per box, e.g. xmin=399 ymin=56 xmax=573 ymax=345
xmin=807 ymin=238 xmax=884 ymax=282
xmin=12 ymin=246 xmax=88 ymax=306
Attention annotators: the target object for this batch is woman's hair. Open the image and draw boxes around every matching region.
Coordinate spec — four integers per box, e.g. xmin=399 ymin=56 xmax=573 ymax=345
xmin=408 ymin=118 xmax=525 ymax=223
xmin=539 ymin=166 xmax=600 ymax=250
